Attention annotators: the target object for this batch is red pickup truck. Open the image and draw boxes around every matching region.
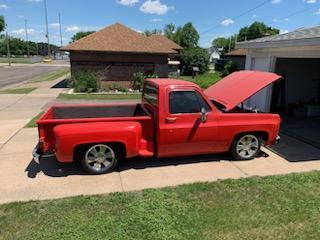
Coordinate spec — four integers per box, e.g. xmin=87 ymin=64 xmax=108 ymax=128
xmin=33 ymin=70 xmax=281 ymax=174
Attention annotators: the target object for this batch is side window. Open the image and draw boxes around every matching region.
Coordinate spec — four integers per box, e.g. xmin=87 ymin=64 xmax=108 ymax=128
xmin=169 ymin=91 xmax=211 ymax=114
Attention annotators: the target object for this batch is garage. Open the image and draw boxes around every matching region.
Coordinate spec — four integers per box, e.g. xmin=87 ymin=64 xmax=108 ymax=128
xmin=237 ymin=26 xmax=320 ymax=161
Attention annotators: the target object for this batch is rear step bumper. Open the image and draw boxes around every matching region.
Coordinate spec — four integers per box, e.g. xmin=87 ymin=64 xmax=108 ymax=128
xmin=32 ymin=143 xmax=55 ymax=164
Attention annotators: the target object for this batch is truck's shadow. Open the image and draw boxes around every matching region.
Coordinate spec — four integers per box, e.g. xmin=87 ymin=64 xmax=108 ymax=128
xmin=25 ymin=151 xmax=269 ymax=178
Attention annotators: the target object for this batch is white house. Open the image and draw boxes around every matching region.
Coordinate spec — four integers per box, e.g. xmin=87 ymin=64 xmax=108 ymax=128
xmin=207 ymin=46 xmax=221 ymax=62
xmin=237 ymin=26 xmax=320 ymax=113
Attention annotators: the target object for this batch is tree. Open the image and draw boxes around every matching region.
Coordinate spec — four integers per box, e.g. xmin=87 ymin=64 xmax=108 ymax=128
xmin=71 ymin=31 xmax=95 ymax=42
xmin=212 ymin=37 xmax=229 ymax=54
xmin=238 ymin=22 xmax=279 ymax=41
xmin=179 ymin=22 xmax=199 ymax=49
xmin=180 ymin=47 xmax=209 ymax=75
xmin=143 ymin=29 xmax=162 ymax=36
xmin=164 ymin=23 xmax=175 ymax=40
xmin=0 ymin=15 xmax=5 ymax=32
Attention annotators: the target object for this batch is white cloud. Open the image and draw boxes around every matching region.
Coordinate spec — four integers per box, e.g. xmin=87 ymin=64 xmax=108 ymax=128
xmin=65 ymin=25 xmax=101 ymax=33
xmin=271 ymin=0 xmax=281 ymax=4
xmin=11 ymin=28 xmax=37 ymax=35
xmin=304 ymin=0 xmax=317 ymax=3
xmin=49 ymin=23 xmax=60 ymax=29
xmin=252 ymin=14 xmax=257 ymax=19
xmin=151 ymin=18 xmax=162 ymax=22
xmin=140 ymin=0 xmax=174 ymax=15
xmin=116 ymin=0 xmax=139 ymax=6
xmin=26 ymin=0 xmax=42 ymax=2
xmin=65 ymin=26 xmax=80 ymax=33
xmin=284 ymin=18 xmax=289 ymax=21
xmin=0 ymin=4 xmax=9 ymax=10
xmin=221 ymin=18 xmax=234 ymax=26
xmin=315 ymin=8 xmax=320 ymax=14
xmin=280 ymin=29 xmax=289 ymax=34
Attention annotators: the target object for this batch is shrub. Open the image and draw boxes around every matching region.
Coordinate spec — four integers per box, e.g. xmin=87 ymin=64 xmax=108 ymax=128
xmin=133 ymin=72 xmax=145 ymax=91
xmin=108 ymin=83 xmax=128 ymax=92
xmin=133 ymin=72 xmax=158 ymax=91
xmin=180 ymin=47 xmax=210 ymax=75
xmin=222 ymin=61 xmax=238 ymax=77
xmin=73 ymin=70 xmax=98 ymax=93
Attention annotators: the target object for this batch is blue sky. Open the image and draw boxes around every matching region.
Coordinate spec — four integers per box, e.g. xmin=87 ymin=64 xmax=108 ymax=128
xmin=1 ymin=0 xmax=320 ymax=47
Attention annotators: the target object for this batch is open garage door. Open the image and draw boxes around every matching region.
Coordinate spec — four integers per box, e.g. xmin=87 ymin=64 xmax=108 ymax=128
xmin=269 ymin=58 xmax=320 ymax=161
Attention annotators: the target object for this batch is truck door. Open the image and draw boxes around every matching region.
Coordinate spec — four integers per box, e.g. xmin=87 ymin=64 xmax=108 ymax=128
xmin=158 ymin=89 xmax=220 ymax=157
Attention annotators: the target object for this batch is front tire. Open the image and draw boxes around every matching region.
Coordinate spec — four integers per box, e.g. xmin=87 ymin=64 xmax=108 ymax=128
xmin=230 ymin=134 xmax=261 ymax=160
xmin=80 ymin=144 xmax=119 ymax=174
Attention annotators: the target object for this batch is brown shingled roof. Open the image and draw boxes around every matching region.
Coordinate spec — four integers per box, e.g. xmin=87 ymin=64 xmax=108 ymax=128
xmin=148 ymin=35 xmax=183 ymax=50
xmin=224 ymin=48 xmax=246 ymax=57
xmin=61 ymin=23 xmax=181 ymax=54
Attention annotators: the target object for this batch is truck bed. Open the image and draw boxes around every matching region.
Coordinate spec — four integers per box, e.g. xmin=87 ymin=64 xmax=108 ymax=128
xmin=37 ymin=103 xmax=154 ymax=152
xmin=50 ymin=104 xmax=148 ymax=119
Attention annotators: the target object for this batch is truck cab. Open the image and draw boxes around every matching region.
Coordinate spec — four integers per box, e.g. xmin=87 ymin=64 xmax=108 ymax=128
xmin=34 ymin=71 xmax=281 ymax=174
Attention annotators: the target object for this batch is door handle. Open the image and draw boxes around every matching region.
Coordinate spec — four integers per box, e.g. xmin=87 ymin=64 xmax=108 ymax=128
xmin=165 ymin=117 xmax=177 ymax=123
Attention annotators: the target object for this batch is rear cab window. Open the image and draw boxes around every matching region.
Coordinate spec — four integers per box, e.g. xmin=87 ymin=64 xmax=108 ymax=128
xmin=143 ymin=84 xmax=158 ymax=107
xmin=169 ymin=90 xmax=211 ymax=114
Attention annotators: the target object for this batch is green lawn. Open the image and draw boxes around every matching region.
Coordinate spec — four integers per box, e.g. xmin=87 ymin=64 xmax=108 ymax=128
xmin=0 ymin=57 xmax=40 ymax=64
xmin=1 ymin=171 xmax=320 ymax=240
xmin=58 ymin=93 xmax=141 ymax=100
xmin=178 ymin=72 xmax=222 ymax=89
xmin=30 ymin=68 xmax=70 ymax=82
xmin=0 ymin=87 xmax=36 ymax=94
xmin=24 ymin=112 xmax=44 ymax=128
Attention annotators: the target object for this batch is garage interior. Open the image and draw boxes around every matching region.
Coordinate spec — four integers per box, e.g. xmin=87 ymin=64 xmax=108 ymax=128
xmin=270 ymin=58 xmax=320 ymax=161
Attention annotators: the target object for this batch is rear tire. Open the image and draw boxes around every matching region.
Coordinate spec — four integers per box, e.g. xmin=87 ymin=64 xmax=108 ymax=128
xmin=80 ymin=144 xmax=119 ymax=174
xmin=230 ymin=134 xmax=261 ymax=160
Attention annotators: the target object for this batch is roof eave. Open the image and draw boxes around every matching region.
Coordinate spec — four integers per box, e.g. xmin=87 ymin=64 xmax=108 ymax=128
xmin=61 ymin=48 xmax=177 ymax=54
xmin=236 ymin=37 xmax=320 ymax=49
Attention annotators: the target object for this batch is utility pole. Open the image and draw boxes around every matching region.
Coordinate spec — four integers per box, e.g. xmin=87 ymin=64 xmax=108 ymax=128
xmin=58 ymin=12 xmax=63 ymax=60
xmin=6 ymin=30 xmax=11 ymax=66
xmin=24 ymin=19 xmax=30 ymax=57
xmin=44 ymin=0 xmax=51 ymax=57
xmin=58 ymin=13 xmax=63 ymax=47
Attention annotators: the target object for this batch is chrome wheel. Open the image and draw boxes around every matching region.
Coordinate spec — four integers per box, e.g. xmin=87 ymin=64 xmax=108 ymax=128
xmin=236 ymin=134 xmax=259 ymax=159
xmin=84 ymin=144 xmax=115 ymax=171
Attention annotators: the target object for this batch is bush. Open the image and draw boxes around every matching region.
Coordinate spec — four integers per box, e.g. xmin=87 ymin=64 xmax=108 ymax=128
xmin=107 ymin=83 xmax=128 ymax=92
xmin=180 ymin=47 xmax=210 ymax=75
xmin=222 ymin=61 xmax=238 ymax=77
xmin=133 ymin=72 xmax=158 ymax=91
xmin=73 ymin=70 xmax=99 ymax=93
xmin=133 ymin=72 xmax=145 ymax=91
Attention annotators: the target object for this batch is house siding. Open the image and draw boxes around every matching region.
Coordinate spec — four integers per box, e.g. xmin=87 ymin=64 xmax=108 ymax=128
xmin=70 ymin=51 xmax=171 ymax=88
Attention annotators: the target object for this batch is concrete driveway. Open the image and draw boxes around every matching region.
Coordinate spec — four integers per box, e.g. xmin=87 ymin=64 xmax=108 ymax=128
xmin=0 ymin=78 xmax=320 ymax=204
xmin=0 ymin=65 xmax=66 ymax=89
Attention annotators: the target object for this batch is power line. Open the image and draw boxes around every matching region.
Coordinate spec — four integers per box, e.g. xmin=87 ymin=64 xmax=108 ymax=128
xmin=201 ymin=0 xmax=270 ymax=35
xmin=280 ymin=2 xmax=320 ymax=20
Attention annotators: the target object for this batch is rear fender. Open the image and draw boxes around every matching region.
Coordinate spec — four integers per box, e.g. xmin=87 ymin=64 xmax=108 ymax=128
xmin=53 ymin=122 xmax=142 ymax=162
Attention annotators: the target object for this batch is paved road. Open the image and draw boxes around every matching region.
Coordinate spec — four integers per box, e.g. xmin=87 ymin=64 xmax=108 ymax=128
xmin=0 ymin=65 xmax=65 ymax=89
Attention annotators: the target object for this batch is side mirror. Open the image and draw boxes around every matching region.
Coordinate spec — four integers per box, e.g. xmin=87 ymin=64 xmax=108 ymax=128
xmin=200 ymin=107 xmax=207 ymax=123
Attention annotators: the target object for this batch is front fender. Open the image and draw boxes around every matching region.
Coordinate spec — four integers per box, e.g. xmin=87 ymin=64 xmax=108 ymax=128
xmin=53 ymin=121 xmax=142 ymax=162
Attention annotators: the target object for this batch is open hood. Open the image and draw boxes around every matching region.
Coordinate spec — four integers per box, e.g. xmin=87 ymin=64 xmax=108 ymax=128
xmin=204 ymin=71 xmax=282 ymax=111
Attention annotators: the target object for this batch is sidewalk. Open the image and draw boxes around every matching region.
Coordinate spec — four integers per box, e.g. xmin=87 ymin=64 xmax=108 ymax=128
xmin=0 ymin=76 xmax=66 ymax=150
